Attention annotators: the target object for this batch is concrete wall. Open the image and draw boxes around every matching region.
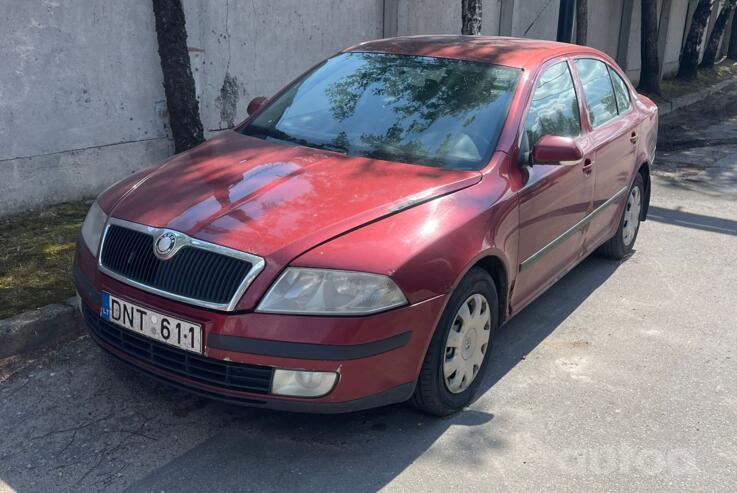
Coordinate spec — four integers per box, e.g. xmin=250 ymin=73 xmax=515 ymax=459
xmin=0 ymin=0 xmax=173 ymax=215
xmin=661 ymin=0 xmax=690 ymax=76
xmin=502 ymin=0 xmax=561 ymax=40
xmin=183 ymin=0 xmax=384 ymax=137
xmin=389 ymin=0 xmax=501 ymax=36
xmin=624 ymin=0 xmax=646 ymax=80
xmin=588 ymin=0 xmax=625 ymax=59
xmin=0 ymin=0 xmax=383 ymax=216
xmin=0 ymin=0 xmax=710 ymax=216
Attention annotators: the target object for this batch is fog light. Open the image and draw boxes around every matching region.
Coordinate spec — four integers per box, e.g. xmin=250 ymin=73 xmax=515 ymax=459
xmin=271 ymin=369 xmax=338 ymax=397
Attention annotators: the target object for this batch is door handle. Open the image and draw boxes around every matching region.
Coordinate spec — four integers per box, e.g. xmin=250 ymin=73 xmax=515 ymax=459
xmin=630 ymin=131 xmax=638 ymax=144
xmin=582 ymin=158 xmax=594 ymax=176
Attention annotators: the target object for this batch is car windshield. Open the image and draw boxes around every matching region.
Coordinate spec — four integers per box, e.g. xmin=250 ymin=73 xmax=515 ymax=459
xmin=240 ymin=52 xmax=521 ymax=170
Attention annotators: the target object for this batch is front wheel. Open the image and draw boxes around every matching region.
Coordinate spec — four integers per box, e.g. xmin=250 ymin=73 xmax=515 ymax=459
xmin=411 ymin=268 xmax=499 ymax=416
xmin=597 ymin=173 xmax=644 ymax=260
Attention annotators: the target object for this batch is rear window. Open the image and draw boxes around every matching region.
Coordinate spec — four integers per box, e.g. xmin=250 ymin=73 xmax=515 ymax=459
xmin=241 ymin=52 xmax=521 ymax=170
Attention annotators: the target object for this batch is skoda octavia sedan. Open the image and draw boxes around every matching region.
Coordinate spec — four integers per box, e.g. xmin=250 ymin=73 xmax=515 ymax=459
xmin=74 ymin=36 xmax=656 ymax=415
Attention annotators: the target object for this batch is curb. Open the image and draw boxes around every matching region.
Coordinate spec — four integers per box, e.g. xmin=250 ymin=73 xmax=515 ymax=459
xmin=0 ymin=296 xmax=84 ymax=359
xmin=657 ymin=78 xmax=737 ymax=116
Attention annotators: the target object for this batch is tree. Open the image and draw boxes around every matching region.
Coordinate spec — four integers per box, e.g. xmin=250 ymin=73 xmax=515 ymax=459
xmin=677 ymin=0 xmax=715 ymax=80
xmin=462 ymin=0 xmax=482 ymax=35
xmin=730 ymin=7 xmax=737 ymax=59
xmin=701 ymin=0 xmax=737 ymax=67
xmin=638 ymin=0 xmax=662 ymax=95
xmin=152 ymin=0 xmax=205 ymax=153
xmin=575 ymin=0 xmax=588 ymax=45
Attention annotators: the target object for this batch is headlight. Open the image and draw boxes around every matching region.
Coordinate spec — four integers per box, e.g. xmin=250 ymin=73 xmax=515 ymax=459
xmin=80 ymin=201 xmax=108 ymax=256
xmin=257 ymin=268 xmax=408 ymax=315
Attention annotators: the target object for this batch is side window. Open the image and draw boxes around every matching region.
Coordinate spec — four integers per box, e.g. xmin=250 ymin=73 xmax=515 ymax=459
xmin=608 ymin=66 xmax=631 ymax=113
xmin=520 ymin=61 xmax=581 ymax=163
xmin=574 ymin=58 xmax=618 ymax=128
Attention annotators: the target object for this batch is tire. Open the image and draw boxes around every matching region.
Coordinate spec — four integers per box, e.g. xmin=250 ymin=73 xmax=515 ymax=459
xmin=411 ymin=268 xmax=499 ymax=416
xmin=597 ymin=173 xmax=644 ymax=260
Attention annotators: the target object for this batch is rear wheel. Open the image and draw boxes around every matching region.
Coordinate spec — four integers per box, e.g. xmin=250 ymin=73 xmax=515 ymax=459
xmin=597 ymin=173 xmax=644 ymax=260
xmin=411 ymin=268 xmax=499 ymax=416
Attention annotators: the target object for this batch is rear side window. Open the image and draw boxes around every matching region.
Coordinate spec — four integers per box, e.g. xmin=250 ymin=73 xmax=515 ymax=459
xmin=608 ymin=66 xmax=631 ymax=113
xmin=522 ymin=61 xmax=581 ymax=156
xmin=574 ymin=59 xmax=618 ymax=128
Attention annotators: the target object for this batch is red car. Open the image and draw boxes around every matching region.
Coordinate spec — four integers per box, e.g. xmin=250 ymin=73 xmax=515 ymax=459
xmin=74 ymin=36 xmax=656 ymax=415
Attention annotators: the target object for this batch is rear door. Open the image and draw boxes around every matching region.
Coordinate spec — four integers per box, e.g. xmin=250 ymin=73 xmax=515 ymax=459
xmin=511 ymin=59 xmax=594 ymax=311
xmin=572 ymin=58 xmax=640 ymax=251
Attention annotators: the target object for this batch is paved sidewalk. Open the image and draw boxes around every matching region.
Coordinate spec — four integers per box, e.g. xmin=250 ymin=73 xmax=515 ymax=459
xmin=2 ymin=86 xmax=737 ymax=492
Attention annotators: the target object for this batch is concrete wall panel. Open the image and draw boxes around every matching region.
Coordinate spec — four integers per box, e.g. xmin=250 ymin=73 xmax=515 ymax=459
xmin=663 ymin=0 xmax=690 ymax=76
xmin=0 ymin=0 xmax=169 ymax=162
xmin=394 ymin=0 xmax=501 ymax=36
xmin=511 ymin=0 xmax=561 ymax=40
xmin=1 ymin=138 xmax=172 ymax=215
xmin=397 ymin=0 xmax=462 ymax=35
xmin=0 ymin=0 xmax=707 ymax=215
xmin=588 ymin=0 xmax=624 ymax=59
xmin=185 ymin=0 xmax=383 ymax=137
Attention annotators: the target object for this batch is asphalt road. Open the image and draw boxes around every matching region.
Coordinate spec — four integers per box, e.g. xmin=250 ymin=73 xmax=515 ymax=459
xmin=2 ymin=85 xmax=737 ymax=493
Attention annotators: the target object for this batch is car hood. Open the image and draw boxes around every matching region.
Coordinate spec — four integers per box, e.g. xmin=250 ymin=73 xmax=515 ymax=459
xmin=110 ymin=131 xmax=481 ymax=262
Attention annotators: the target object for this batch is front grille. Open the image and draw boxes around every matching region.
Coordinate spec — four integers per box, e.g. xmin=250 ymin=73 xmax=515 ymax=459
xmin=83 ymin=305 xmax=273 ymax=394
xmin=100 ymin=224 xmax=252 ymax=306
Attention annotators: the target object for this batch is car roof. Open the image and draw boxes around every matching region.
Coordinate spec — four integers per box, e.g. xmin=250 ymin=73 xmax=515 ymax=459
xmin=343 ymin=35 xmax=606 ymax=70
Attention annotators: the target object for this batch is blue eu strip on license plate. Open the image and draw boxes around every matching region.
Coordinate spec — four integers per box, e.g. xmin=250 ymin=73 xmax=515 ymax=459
xmin=101 ymin=292 xmax=111 ymax=320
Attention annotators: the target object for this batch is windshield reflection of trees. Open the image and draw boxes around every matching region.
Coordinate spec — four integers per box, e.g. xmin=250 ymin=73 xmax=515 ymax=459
xmin=323 ymin=54 xmax=518 ymax=167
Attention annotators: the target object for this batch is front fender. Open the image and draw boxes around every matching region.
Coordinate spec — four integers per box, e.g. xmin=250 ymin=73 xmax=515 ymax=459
xmin=292 ymin=174 xmax=517 ymax=306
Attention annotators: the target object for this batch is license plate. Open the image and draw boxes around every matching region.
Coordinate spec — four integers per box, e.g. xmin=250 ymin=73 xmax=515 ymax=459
xmin=101 ymin=292 xmax=203 ymax=354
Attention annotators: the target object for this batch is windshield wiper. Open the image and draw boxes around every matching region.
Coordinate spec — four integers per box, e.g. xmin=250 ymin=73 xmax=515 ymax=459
xmin=313 ymin=142 xmax=349 ymax=154
xmin=245 ymin=125 xmax=348 ymax=155
xmin=245 ymin=125 xmax=299 ymax=144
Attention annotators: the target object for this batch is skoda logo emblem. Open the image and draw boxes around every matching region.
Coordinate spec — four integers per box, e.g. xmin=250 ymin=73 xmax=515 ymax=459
xmin=154 ymin=231 xmax=178 ymax=259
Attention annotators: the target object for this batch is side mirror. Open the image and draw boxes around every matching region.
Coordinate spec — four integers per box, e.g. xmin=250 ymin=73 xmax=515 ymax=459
xmin=531 ymin=135 xmax=583 ymax=165
xmin=247 ymin=96 xmax=268 ymax=116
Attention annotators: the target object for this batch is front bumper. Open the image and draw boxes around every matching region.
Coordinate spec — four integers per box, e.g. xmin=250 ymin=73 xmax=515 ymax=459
xmin=74 ymin=244 xmax=446 ymax=413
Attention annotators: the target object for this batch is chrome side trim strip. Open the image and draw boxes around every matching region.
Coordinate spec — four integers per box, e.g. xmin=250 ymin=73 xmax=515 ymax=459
xmin=519 ymin=185 xmax=628 ymax=272
xmin=97 ymin=217 xmax=265 ymax=312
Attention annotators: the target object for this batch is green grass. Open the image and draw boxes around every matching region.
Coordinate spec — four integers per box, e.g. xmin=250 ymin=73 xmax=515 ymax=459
xmin=0 ymin=200 xmax=92 ymax=319
xmin=655 ymin=59 xmax=737 ymax=101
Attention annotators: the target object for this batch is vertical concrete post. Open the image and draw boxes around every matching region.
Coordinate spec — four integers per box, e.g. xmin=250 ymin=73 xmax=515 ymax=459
xmin=721 ymin=7 xmax=735 ymax=56
xmin=682 ymin=0 xmax=697 ymax=49
xmin=617 ymin=0 xmax=635 ymax=69
xmin=499 ymin=0 xmax=516 ymax=36
xmin=658 ymin=0 xmax=673 ymax=79
xmin=383 ymin=0 xmax=399 ymax=38
xmin=686 ymin=0 xmax=722 ymax=61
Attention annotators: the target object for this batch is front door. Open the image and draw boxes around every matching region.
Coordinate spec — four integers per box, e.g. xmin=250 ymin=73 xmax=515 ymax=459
xmin=512 ymin=60 xmax=594 ymax=311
